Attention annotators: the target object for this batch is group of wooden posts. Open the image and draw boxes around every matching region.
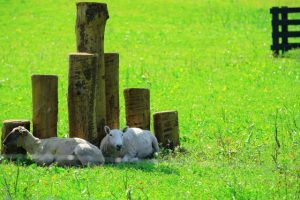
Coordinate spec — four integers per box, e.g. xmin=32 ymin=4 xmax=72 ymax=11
xmin=1 ymin=2 xmax=180 ymax=159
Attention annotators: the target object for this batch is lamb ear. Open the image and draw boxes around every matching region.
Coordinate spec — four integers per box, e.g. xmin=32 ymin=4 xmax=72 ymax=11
xmin=122 ymin=126 xmax=129 ymax=133
xmin=104 ymin=126 xmax=111 ymax=135
xmin=19 ymin=126 xmax=28 ymax=136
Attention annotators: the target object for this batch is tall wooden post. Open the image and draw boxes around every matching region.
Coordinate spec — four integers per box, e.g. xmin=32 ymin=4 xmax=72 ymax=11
xmin=68 ymin=53 xmax=98 ymax=145
xmin=153 ymin=111 xmax=180 ymax=149
xmin=270 ymin=7 xmax=280 ymax=56
xmin=32 ymin=75 xmax=58 ymax=139
xmin=281 ymin=7 xmax=288 ymax=53
xmin=105 ymin=53 xmax=119 ymax=129
xmin=76 ymin=2 xmax=109 ymax=141
xmin=124 ymin=88 xmax=150 ymax=130
xmin=1 ymin=120 xmax=30 ymax=159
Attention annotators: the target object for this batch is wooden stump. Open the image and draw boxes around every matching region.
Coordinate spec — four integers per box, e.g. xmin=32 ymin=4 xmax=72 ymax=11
xmin=76 ymin=2 xmax=109 ymax=141
xmin=68 ymin=53 xmax=98 ymax=145
xmin=1 ymin=120 xmax=30 ymax=159
xmin=124 ymin=88 xmax=150 ymax=130
xmin=105 ymin=53 xmax=119 ymax=129
xmin=153 ymin=111 xmax=180 ymax=149
xmin=32 ymin=75 xmax=58 ymax=139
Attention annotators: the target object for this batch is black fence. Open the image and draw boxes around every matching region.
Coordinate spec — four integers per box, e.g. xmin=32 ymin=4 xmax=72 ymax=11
xmin=270 ymin=6 xmax=300 ymax=55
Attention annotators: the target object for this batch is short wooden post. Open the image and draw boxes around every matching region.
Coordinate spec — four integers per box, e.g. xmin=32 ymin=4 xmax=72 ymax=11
xmin=153 ymin=111 xmax=180 ymax=149
xmin=68 ymin=53 xmax=98 ymax=145
xmin=105 ymin=53 xmax=119 ymax=129
xmin=76 ymin=2 xmax=109 ymax=141
xmin=32 ymin=75 xmax=58 ymax=139
xmin=124 ymin=88 xmax=150 ymax=130
xmin=1 ymin=120 xmax=30 ymax=159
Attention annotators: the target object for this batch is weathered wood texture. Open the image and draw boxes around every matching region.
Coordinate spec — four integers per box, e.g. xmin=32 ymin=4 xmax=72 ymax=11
xmin=124 ymin=88 xmax=150 ymax=130
xmin=68 ymin=53 xmax=98 ymax=145
xmin=31 ymin=75 xmax=58 ymax=139
xmin=1 ymin=120 xmax=30 ymax=159
xmin=153 ymin=111 xmax=180 ymax=149
xmin=76 ymin=2 xmax=109 ymax=141
xmin=104 ymin=53 xmax=119 ymax=129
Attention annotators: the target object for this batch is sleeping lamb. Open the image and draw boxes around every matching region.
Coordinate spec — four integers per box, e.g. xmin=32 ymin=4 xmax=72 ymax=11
xmin=2 ymin=126 xmax=105 ymax=166
xmin=100 ymin=126 xmax=160 ymax=163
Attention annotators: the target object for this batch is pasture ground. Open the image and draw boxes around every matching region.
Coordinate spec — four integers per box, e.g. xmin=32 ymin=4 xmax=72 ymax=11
xmin=0 ymin=0 xmax=300 ymax=199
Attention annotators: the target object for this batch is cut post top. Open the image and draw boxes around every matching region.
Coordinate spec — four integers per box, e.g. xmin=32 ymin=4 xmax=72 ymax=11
xmin=76 ymin=2 xmax=108 ymax=7
xmin=153 ymin=110 xmax=178 ymax=116
xmin=69 ymin=52 xmax=98 ymax=57
xmin=105 ymin=52 xmax=119 ymax=56
xmin=31 ymin=74 xmax=58 ymax=80
xmin=76 ymin=2 xmax=109 ymax=20
xmin=3 ymin=119 xmax=30 ymax=124
xmin=124 ymin=88 xmax=150 ymax=92
xmin=124 ymin=88 xmax=150 ymax=99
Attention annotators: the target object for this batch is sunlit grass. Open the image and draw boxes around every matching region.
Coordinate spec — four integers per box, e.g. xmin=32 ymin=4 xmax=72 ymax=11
xmin=0 ymin=0 xmax=299 ymax=199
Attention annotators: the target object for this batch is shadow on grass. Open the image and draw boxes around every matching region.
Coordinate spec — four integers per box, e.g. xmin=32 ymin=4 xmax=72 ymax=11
xmin=0 ymin=156 xmax=35 ymax=166
xmin=278 ymin=49 xmax=300 ymax=61
xmin=0 ymin=156 xmax=179 ymax=175
xmin=106 ymin=160 xmax=180 ymax=175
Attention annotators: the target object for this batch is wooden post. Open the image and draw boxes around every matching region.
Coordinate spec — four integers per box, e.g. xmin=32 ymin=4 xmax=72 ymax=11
xmin=281 ymin=7 xmax=288 ymax=53
xmin=105 ymin=53 xmax=119 ymax=129
xmin=32 ymin=75 xmax=58 ymax=139
xmin=1 ymin=120 xmax=30 ymax=159
xmin=270 ymin=7 xmax=280 ymax=56
xmin=124 ymin=88 xmax=150 ymax=130
xmin=68 ymin=53 xmax=98 ymax=145
xmin=76 ymin=2 xmax=109 ymax=141
xmin=153 ymin=111 xmax=180 ymax=149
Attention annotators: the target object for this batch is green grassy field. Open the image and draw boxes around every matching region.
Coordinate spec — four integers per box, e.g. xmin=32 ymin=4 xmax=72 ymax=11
xmin=0 ymin=0 xmax=300 ymax=199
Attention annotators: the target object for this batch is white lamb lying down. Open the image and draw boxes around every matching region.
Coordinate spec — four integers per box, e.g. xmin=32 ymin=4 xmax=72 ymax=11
xmin=100 ymin=126 xmax=160 ymax=163
xmin=2 ymin=126 xmax=105 ymax=166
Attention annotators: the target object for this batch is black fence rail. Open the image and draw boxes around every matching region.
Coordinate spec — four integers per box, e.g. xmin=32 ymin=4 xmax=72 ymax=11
xmin=270 ymin=6 xmax=300 ymax=55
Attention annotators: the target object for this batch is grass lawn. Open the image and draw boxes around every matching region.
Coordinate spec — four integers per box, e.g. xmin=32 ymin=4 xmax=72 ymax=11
xmin=0 ymin=0 xmax=300 ymax=199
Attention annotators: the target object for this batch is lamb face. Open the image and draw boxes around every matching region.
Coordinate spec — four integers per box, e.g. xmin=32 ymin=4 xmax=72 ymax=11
xmin=3 ymin=126 xmax=28 ymax=147
xmin=104 ymin=126 xmax=123 ymax=151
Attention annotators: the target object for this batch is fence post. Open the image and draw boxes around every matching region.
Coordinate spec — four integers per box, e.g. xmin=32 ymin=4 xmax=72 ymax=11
xmin=281 ymin=6 xmax=288 ymax=53
xmin=1 ymin=120 xmax=30 ymax=160
xmin=271 ymin=7 xmax=280 ymax=56
xmin=153 ymin=111 xmax=180 ymax=149
xmin=76 ymin=2 xmax=109 ymax=141
xmin=124 ymin=88 xmax=150 ymax=130
xmin=32 ymin=75 xmax=58 ymax=139
xmin=105 ymin=53 xmax=119 ymax=129
xmin=68 ymin=53 xmax=98 ymax=145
